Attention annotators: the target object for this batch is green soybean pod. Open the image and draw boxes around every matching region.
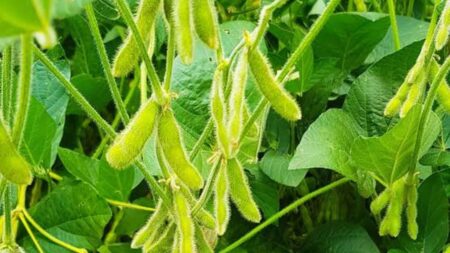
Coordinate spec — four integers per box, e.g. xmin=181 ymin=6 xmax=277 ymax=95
xmin=163 ymin=0 xmax=174 ymax=23
xmin=144 ymin=222 xmax=176 ymax=252
xmin=194 ymin=224 xmax=214 ymax=253
xmin=179 ymin=183 xmax=216 ymax=229
xmin=112 ymin=0 xmax=161 ymax=77
xmin=192 ymin=0 xmax=219 ymax=49
xmin=211 ymin=66 xmax=231 ymax=158
xmin=131 ymin=200 xmax=168 ymax=248
xmin=174 ymin=0 xmax=194 ymax=64
xmin=227 ymin=158 xmax=261 ymax=223
xmin=430 ymin=59 xmax=450 ymax=112
xmin=214 ymin=163 xmax=230 ymax=235
xmin=171 ymin=231 xmax=180 ymax=253
xmin=173 ymin=190 xmax=196 ymax=253
xmin=435 ymin=24 xmax=449 ymax=51
xmin=379 ymin=179 xmax=405 ymax=237
xmin=384 ymin=81 xmax=411 ymax=117
xmin=228 ymin=49 xmax=249 ymax=155
xmin=0 ymin=121 xmax=33 ymax=185
xmin=400 ymin=72 xmax=427 ymax=118
xmin=158 ymin=109 xmax=204 ymax=190
xmin=370 ymin=189 xmax=391 ymax=216
xmin=405 ymin=185 xmax=418 ymax=240
xmin=106 ymin=98 xmax=160 ymax=169
xmin=248 ymin=48 xmax=301 ymax=121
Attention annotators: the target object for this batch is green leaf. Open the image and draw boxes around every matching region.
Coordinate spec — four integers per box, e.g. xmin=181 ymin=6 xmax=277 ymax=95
xmin=387 ymin=173 xmax=449 ymax=253
xmin=115 ymin=198 xmax=154 ymax=236
xmin=248 ymin=166 xmax=279 ymax=219
xmin=260 ymin=150 xmax=306 ymax=187
xmin=350 ymin=106 xmax=440 ymax=185
xmin=300 ymin=222 xmax=380 ymax=253
xmin=52 ymin=0 xmax=94 ymax=19
xmin=98 ymin=243 xmax=140 ymax=253
xmin=344 ymin=42 xmax=422 ymax=136
xmin=21 ymin=181 xmax=112 ymax=252
xmin=289 ymin=109 xmax=364 ymax=180
xmin=58 ymin=148 xmax=138 ymax=201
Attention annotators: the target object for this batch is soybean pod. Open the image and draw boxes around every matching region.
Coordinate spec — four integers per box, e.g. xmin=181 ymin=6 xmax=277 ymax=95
xmin=192 ymin=0 xmax=219 ymax=49
xmin=174 ymin=0 xmax=194 ymax=64
xmin=144 ymin=222 xmax=176 ymax=253
xmin=179 ymin=183 xmax=216 ymax=229
xmin=214 ymin=161 xmax=230 ymax=235
xmin=194 ymin=224 xmax=214 ymax=253
xmin=211 ymin=66 xmax=231 ymax=158
xmin=370 ymin=188 xmax=391 ymax=216
xmin=430 ymin=59 xmax=450 ymax=112
xmin=131 ymin=200 xmax=169 ymax=248
xmin=106 ymin=98 xmax=160 ymax=169
xmin=248 ymin=48 xmax=301 ymax=121
xmin=384 ymin=81 xmax=411 ymax=117
xmin=112 ymin=0 xmax=161 ymax=77
xmin=0 ymin=121 xmax=33 ymax=185
xmin=405 ymin=183 xmax=418 ymax=240
xmin=379 ymin=179 xmax=405 ymax=237
xmin=173 ymin=190 xmax=196 ymax=253
xmin=158 ymin=109 xmax=204 ymax=189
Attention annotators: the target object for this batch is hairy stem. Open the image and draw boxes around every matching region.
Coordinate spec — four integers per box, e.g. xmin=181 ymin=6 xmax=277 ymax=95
xmin=191 ymin=158 xmax=222 ymax=215
xmin=3 ymin=184 xmax=13 ymax=245
xmin=1 ymin=45 xmax=13 ymax=124
xmin=220 ymin=178 xmax=351 ymax=252
xmin=387 ymin=0 xmax=401 ymax=50
xmin=106 ymin=199 xmax=156 ymax=212
xmin=85 ymin=4 xmax=130 ymax=124
xmin=163 ymin=25 xmax=176 ymax=91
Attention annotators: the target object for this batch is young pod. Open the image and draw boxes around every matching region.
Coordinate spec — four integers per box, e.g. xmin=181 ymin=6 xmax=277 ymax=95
xmin=173 ymin=190 xmax=196 ymax=253
xmin=248 ymin=48 xmax=301 ymax=121
xmin=400 ymin=72 xmax=427 ymax=118
xmin=406 ymin=59 xmax=425 ymax=84
xmin=131 ymin=200 xmax=168 ymax=248
xmin=210 ymin=66 xmax=231 ymax=158
xmin=370 ymin=188 xmax=391 ymax=216
xmin=430 ymin=58 xmax=450 ymax=112
xmin=405 ymin=184 xmax=418 ymax=240
xmin=379 ymin=179 xmax=405 ymax=237
xmin=163 ymin=0 xmax=174 ymax=24
xmin=228 ymin=49 xmax=249 ymax=155
xmin=106 ymin=98 xmax=160 ymax=169
xmin=384 ymin=81 xmax=411 ymax=117
xmin=435 ymin=24 xmax=449 ymax=51
xmin=158 ymin=109 xmax=204 ymax=190
xmin=192 ymin=0 xmax=219 ymax=49
xmin=227 ymin=158 xmax=261 ymax=223
xmin=144 ymin=223 xmax=176 ymax=252
xmin=194 ymin=224 xmax=214 ymax=253
xmin=112 ymin=0 xmax=161 ymax=77
xmin=0 ymin=121 xmax=33 ymax=185
xmin=214 ymin=162 xmax=230 ymax=235
xmin=174 ymin=0 xmax=194 ymax=64
xmin=179 ymin=183 xmax=216 ymax=229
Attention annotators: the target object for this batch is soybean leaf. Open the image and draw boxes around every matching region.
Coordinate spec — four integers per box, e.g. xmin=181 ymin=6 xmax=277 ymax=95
xmin=261 ymin=150 xmax=307 ymax=187
xmin=58 ymin=148 xmax=137 ymax=201
xmin=350 ymin=106 xmax=440 ymax=185
xmin=289 ymin=109 xmax=364 ymax=180
xmin=115 ymin=198 xmax=154 ymax=236
xmin=344 ymin=42 xmax=422 ymax=136
xmin=387 ymin=173 xmax=449 ymax=253
xmin=21 ymin=181 xmax=112 ymax=252
xmin=52 ymin=0 xmax=94 ymax=19
xmin=98 ymin=243 xmax=140 ymax=253
xmin=248 ymin=166 xmax=279 ymax=218
xmin=301 ymin=222 xmax=380 ymax=253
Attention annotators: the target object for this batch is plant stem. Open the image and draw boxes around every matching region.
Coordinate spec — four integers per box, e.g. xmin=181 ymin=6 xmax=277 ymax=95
xmin=191 ymin=158 xmax=222 ymax=215
xmin=387 ymin=0 xmax=401 ymax=50
xmin=85 ymin=4 xmax=130 ymax=124
xmin=18 ymin=213 xmax=44 ymax=253
xmin=189 ymin=120 xmax=214 ymax=160
xmin=1 ymin=45 xmax=12 ymax=124
xmin=12 ymin=35 xmax=33 ymax=146
xmin=251 ymin=0 xmax=288 ymax=48
xmin=220 ymin=178 xmax=351 ymax=253
xmin=21 ymin=208 xmax=87 ymax=253
xmin=407 ymin=0 xmax=415 ymax=16
xmin=163 ymin=25 xmax=176 ymax=91
xmin=106 ymin=199 xmax=156 ymax=212
xmin=114 ymin=0 xmax=166 ymax=103
xmin=135 ymin=161 xmax=171 ymax=207
xmin=3 ymin=184 xmax=13 ymax=245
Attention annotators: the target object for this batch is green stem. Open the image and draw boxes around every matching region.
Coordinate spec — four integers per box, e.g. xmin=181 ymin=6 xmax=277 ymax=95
xmin=19 ymin=213 xmax=45 ymax=253
xmin=114 ymin=0 xmax=166 ymax=103
xmin=387 ymin=0 xmax=401 ymax=51
xmin=3 ymin=184 xmax=13 ymax=245
xmin=12 ymin=35 xmax=33 ymax=146
xmin=135 ymin=161 xmax=171 ymax=207
xmin=191 ymin=158 xmax=222 ymax=215
xmin=85 ymin=4 xmax=130 ymax=124
xmin=407 ymin=0 xmax=415 ymax=16
xmin=220 ymin=178 xmax=351 ymax=253
xmin=189 ymin=120 xmax=214 ymax=160
xmin=251 ymin=0 xmax=288 ymax=48
xmin=1 ymin=45 xmax=12 ymax=124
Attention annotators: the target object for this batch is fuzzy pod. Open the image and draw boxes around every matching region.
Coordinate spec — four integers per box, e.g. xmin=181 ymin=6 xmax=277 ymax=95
xmin=406 ymin=59 xmax=425 ymax=84
xmin=163 ymin=0 xmax=174 ymax=24
xmin=179 ymin=183 xmax=216 ymax=229
xmin=227 ymin=158 xmax=261 ymax=223
xmin=112 ymin=0 xmax=161 ymax=77
xmin=107 ymin=98 xmax=160 ymax=169
xmin=194 ymin=224 xmax=214 ymax=253
xmin=214 ymin=162 xmax=230 ymax=235
xmin=210 ymin=67 xmax=231 ymax=158
xmin=370 ymin=189 xmax=391 ymax=216
xmin=435 ymin=23 xmax=449 ymax=51
xmin=174 ymin=0 xmax=194 ymax=64
xmin=173 ymin=190 xmax=196 ymax=253
xmin=144 ymin=222 xmax=177 ymax=252
xmin=171 ymin=232 xmax=180 ymax=253
xmin=158 ymin=109 xmax=204 ymax=190
xmin=384 ymin=81 xmax=411 ymax=117
xmin=379 ymin=179 xmax=405 ymax=237
xmin=431 ymin=59 xmax=450 ymax=112
xmin=192 ymin=0 xmax=219 ymax=49
xmin=405 ymin=184 xmax=418 ymax=240
xmin=400 ymin=72 xmax=427 ymax=118
xmin=248 ymin=48 xmax=301 ymax=121
xmin=228 ymin=49 xmax=249 ymax=155
xmin=131 ymin=200 xmax=168 ymax=248
xmin=0 ymin=121 xmax=33 ymax=185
